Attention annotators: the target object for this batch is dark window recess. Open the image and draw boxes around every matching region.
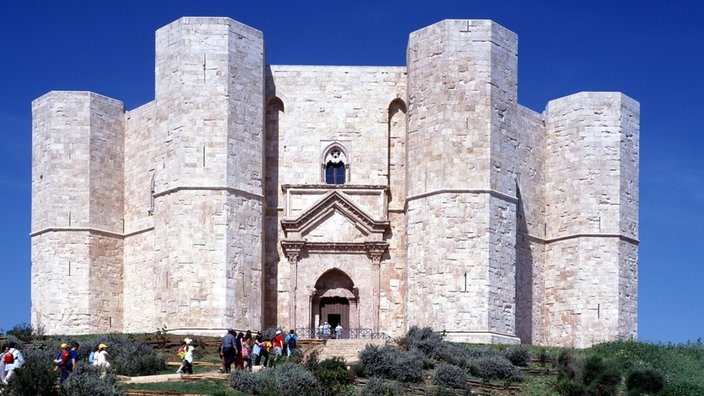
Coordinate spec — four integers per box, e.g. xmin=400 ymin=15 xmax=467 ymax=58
xmin=325 ymin=161 xmax=345 ymax=184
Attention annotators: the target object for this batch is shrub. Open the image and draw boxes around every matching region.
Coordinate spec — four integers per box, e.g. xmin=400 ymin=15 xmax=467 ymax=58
xmin=556 ymin=349 xmax=583 ymax=381
xmin=60 ymin=362 xmax=126 ymax=396
xmin=432 ymin=363 xmax=468 ymax=390
xmin=315 ymin=357 xmax=352 ymax=396
xmin=82 ymin=334 xmax=165 ymax=376
xmin=360 ymin=377 xmax=403 ymax=396
xmin=404 ymin=326 xmax=445 ymax=359
xmin=6 ymin=323 xmax=38 ymax=344
xmin=359 ymin=344 xmax=423 ymax=383
xmin=554 ymin=378 xmax=587 ymax=396
xmin=537 ymin=347 xmax=551 ymax=366
xmin=503 ymin=345 xmax=531 ymax=367
xmin=581 ymin=355 xmax=621 ymax=396
xmin=469 ymin=355 xmax=524 ymax=381
xmin=351 ymin=362 xmax=367 ymax=378
xmin=258 ymin=362 xmax=318 ymax=396
xmin=4 ymin=348 xmax=60 ymax=396
xmin=229 ymin=369 xmax=260 ymax=394
xmin=302 ymin=348 xmax=320 ymax=373
xmin=625 ymin=368 xmax=664 ymax=396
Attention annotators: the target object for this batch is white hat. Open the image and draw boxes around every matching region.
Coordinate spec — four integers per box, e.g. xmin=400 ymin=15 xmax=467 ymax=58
xmin=276 ymin=330 xmax=281 ymax=335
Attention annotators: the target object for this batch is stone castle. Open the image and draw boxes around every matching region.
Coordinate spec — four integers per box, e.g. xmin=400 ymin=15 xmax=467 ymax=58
xmin=30 ymin=17 xmax=639 ymax=347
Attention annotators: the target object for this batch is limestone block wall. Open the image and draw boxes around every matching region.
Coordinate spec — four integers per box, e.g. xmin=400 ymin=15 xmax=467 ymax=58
xmin=266 ymin=65 xmax=406 ymax=192
xmin=263 ymin=66 xmax=406 ymax=330
xmin=31 ymin=91 xmax=125 ymax=334
xmin=513 ymin=105 xmax=547 ymax=344
xmin=146 ymin=17 xmax=265 ymax=330
xmin=405 ymin=19 xmax=520 ymax=343
xmin=31 ymin=232 xmax=92 ymax=334
xmin=542 ymin=92 xmax=639 ymax=347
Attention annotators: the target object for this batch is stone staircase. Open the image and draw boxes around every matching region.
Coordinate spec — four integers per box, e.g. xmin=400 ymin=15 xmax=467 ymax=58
xmin=307 ymin=338 xmax=389 ymax=364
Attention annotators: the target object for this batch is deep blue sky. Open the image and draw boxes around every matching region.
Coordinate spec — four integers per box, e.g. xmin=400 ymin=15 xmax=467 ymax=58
xmin=1 ymin=0 xmax=702 ymax=344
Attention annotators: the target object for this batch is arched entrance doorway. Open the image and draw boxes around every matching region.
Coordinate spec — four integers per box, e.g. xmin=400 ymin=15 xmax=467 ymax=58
xmin=311 ymin=269 xmax=358 ymax=333
xmin=320 ymin=297 xmax=349 ymax=331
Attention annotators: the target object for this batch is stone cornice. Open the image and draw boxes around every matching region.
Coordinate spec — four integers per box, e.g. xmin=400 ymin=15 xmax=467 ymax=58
xmin=281 ymin=184 xmax=389 ymax=192
xmin=281 ymin=240 xmax=389 ymax=259
xmin=522 ymin=232 xmax=639 ymax=245
xmin=153 ymin=185 xmax=264 ymax=201
xmin=406 ymin=188 xmax=518 ymax=204
xmin=30 ymin=226 xmax=155 ymax=239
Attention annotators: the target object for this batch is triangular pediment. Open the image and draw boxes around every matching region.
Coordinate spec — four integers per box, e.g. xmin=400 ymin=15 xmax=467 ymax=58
xmin=281 ymin=191 xmax=389 ymax=239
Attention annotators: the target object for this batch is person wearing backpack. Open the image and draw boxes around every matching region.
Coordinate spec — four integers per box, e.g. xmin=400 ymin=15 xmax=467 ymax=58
xmin=4 ymin=342 xmax=24 ymax=384
xmin=53 ymin=343 xmax=72 ymax=383
xmin=177 ymin=338 xmax=194 ymax=374
xmin=0 ymin=345 xmax=9 ymax=383
xmin=285 ymin=329 xmax=299 ymax=357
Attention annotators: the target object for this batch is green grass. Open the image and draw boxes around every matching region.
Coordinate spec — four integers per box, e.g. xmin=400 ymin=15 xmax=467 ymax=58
xmin=589 ymin=339 xmax=704 ymax=396
xmin=121 ymin=379 xmax=247 ymax=395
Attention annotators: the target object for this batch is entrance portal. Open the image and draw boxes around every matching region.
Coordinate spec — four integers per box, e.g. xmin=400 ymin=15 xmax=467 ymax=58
xmin=311 ymin=269 xmax=358 ymax=332
xmin=320 ymin=297 xmax=349 ymax=330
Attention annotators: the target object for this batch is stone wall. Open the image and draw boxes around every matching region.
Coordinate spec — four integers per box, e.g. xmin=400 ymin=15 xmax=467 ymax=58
xmin=405 ymin=20 xmax=521 ymax=344
xmin=541 ymin=92 xmax=639 ymax=347
xmin=31 ymin=91 xmax=125 ymax=334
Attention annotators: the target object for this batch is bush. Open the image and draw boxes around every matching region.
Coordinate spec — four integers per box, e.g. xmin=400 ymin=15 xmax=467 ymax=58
xmin=469 ymin=355 xmax=524 ymax=381
xmin=81 ymin=334 xmax=165 ymax=376
xmin=432 ymin=363 xmax=468 ymax=390
xmin=351 ymin=362 xmax=367 ymax=378
xmin=554 ymin=378 xmax=587 ymax=396
xmin=60 ymin=362 xmax=126 ymax=396
xmin=626 ymin=368 xmax=664 ymax=396
xmin=6 ymin=323 xmax=38 ymax=344
xmin=229 ymin=369 xmax=260 ymax=394
xmin=556 ymin=349 xmax=583 ymax=382
xmin=315 ymin=357 xmax=352 ymax=396
xmin=359 ymin=344 xmax=424 ymax=383
xmin=258 ymin=362 xmax=318 ymax=396
xmin=360 ymin=377 xmax=403 ymax=396
xmin=4 ymin=348 xmax=59 ymax=396
xmin=581 ymin=355 xmax=621 ymax=396
xmin=403 ymin=326 xmax=445 ymax=359
xmin=503 ymin=345 xmax=531 ymax=366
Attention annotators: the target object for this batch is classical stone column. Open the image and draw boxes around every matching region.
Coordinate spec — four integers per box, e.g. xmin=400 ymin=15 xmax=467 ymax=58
xmin=366 ymin=242 xmax=387 ymax=332
xmin=282 ymin=241 xmax=305 ymax=328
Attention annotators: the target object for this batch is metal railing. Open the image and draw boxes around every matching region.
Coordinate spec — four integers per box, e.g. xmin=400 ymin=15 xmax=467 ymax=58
xmin=263 ymin=327 xmax=393 ymax=341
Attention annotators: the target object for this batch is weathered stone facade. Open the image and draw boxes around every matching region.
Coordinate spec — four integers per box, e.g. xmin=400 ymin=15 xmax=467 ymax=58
xmin=30 ymin=17 xmax=639 ymax=347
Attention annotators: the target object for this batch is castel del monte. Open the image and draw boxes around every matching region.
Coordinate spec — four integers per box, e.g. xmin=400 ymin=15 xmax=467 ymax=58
xmin=30 ymin=16 xmax=639 ymax=348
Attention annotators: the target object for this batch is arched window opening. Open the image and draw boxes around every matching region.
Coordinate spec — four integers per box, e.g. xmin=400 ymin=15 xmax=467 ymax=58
xmin=321 ymin=144 xmax=350 ymax=185
xmin=325 ymin=149 xmax=346 ymax=185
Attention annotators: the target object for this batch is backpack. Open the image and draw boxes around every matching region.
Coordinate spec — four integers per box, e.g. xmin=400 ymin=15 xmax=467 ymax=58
xmin=287 ymin=335 xmax=297 ymax=349
xmin=3 ymin=353 xmax=13 ymax=364
xmin=177 ymin=345 xmax=187 ymax=360
xmin=53 ymin=350 xmax=69 ymax=367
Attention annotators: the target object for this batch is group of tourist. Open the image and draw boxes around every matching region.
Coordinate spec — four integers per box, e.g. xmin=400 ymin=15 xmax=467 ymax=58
xmin=53 ymin=342 xmax=112 ymax=383
xmin=319 ymin=322 xmax=344 ymax=339
xmin=0 ymin=342 xmax=25 ymax=384
xmin=210 ymin=329 xmax=299 ymax=374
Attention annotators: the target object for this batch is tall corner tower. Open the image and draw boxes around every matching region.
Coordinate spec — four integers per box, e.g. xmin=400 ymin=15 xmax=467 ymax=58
xmin=405 ymin=20 xmax=521 ymax=343
xmin=543 ymin=92 xmax=639 ymax=347
xmin=147 ymin=17 xmax=265 ymax=330
xmin=31 ymin=91 xmax=125 ymax=334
